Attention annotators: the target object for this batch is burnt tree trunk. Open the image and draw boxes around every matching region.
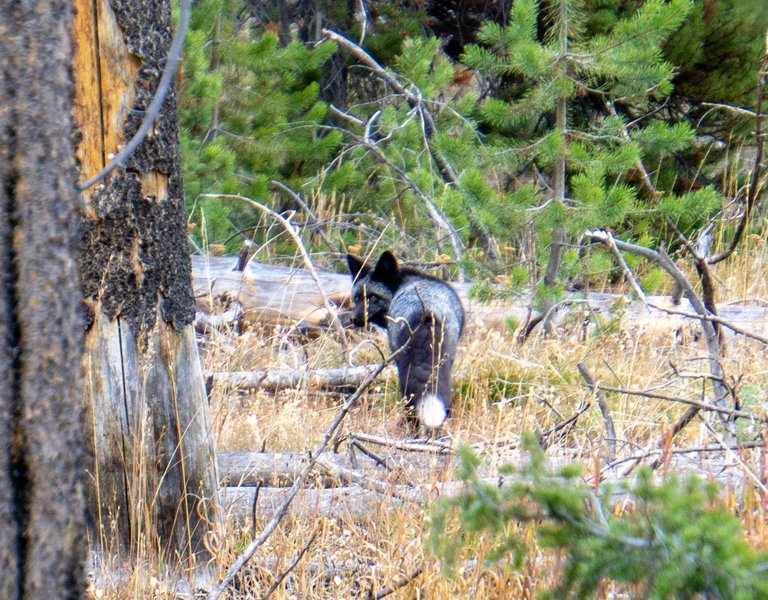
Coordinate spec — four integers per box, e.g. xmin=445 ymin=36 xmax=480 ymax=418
xmin=0 ymin=1 xmax=87 ymax=598
xmin=72 ymin=0 xmax=218 ymax=564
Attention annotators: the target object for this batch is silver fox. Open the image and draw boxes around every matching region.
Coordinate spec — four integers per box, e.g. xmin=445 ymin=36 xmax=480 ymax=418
xmin=346 ymin=250 xmax=464 ymax=430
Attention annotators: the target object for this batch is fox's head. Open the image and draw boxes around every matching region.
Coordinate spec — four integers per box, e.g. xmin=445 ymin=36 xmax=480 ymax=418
xmin=346 ymin=250 xmax=401 ymax=328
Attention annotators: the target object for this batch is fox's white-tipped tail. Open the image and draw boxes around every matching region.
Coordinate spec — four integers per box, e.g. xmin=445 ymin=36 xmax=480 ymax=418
xmin=417 ymin=394 xmax=447 ymax=430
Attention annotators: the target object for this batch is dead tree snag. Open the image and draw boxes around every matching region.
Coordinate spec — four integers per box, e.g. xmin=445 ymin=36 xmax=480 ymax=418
xmin=72 ymin=0 xmax=218 ymax=565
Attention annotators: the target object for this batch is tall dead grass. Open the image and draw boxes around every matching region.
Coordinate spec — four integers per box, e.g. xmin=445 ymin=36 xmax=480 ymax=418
xmin=89 ymin=196 xmax=768 ymax=598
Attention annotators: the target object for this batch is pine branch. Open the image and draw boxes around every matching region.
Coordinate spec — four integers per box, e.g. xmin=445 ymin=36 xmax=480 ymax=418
xmin=322 ymin=28 xmax=500 ymax=261
xmin=312 ymin=118 xmax=464 ymax=261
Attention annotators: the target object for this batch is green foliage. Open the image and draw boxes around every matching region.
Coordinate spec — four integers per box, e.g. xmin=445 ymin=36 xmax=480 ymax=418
xmin=640 ymin=267 xmax=666 ymax=295
xmin=462 ymin=0 xmax=698 ymax=242
xmin=665 ymin=0 xmax=768 ymax=135
xmin=177 ymin=0 xmax=765 ymax=294
xmin=470 ymin=264 xmax=529 ymax=303
xmin=430 ymin=433 xmax=768 ymax=598
xmin=180 ymin=0 xmax=342 ymax=251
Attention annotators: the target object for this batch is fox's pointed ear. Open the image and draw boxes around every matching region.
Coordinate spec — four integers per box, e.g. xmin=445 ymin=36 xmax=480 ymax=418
xmin=371 ymin=250 xmax=400 ymax=290
xmin=347 ymin=254 xmax=368 ymax=279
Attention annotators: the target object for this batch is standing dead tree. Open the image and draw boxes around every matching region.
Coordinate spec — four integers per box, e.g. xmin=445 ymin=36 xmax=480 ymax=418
xmin=72 ymin=0 xmax=218 ymax=566
xmin=0 ymin=1 xmax=87 ymax=598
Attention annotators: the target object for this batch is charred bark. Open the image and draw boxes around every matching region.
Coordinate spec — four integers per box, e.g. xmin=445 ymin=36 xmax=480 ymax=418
xmin=72 ymin=0 xmax=218 ymax=564
xmin=0 ymin=1 xmax=87 ymax=598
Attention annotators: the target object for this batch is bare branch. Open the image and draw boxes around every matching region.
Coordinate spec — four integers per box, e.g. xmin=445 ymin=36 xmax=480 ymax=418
xmin=665 ymin=218 xmax=719 ymax=316
xmin=353 ymin=134 xmax=464 ymax=260
xmin=322 ymin=28 xmax=500 ymax=261
xmin=369 ymin=564 xmax=424 ymax=599
xmin=600 ymin=230 xmax=647 ymax=303
xmin=708 ymin=45 xmax=768 ymax=264
xmin=269 ymin=180 xmax=339 ymax=252
xmin=260 ymin=529 xmax=319 ymax=600
xmin=698 ymin=415 xmax=768 ymax=498
xmin=605 ymin=439 xmax=766 ymax=470
xmin=77 ymin=0 xmax=192 ymax=191
xmin=700 ymin=102 xmax=757 ymax=118
xmin=206 ymin=340 xmax=413 ymax=600
xmin=577 ymin=362 xmax=617 ymax=461
xmin=585 ymin=230 xmax=721 ymax=369
xmin=538 ymin=402 xmax=592 ymax=444
xmin=646 ymin=301 xmax=768 ymax=346
xmin=604 ymin=101 xmax=660 ymax=198
xmin=594 ymin=384 xmax=756 ymax=422
xmin=315 ymin=455 xmax=419 ymax=501
xmin=351 ymin=432 xmax=453 ymax=454
xmin=585 ymin=229 xmax=731 ymax=444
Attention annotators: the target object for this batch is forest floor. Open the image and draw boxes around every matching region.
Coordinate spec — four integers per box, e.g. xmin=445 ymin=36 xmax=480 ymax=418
xmin=187 ymin=245 xmax=768 ymax=599
xmin=91 ymin=235 xmax=768 ymax=599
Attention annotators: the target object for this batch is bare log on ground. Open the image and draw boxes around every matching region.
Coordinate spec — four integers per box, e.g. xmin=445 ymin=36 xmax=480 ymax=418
xmin=195 ymin=302 xmax=243 ymax=334
xmin=223 ymin=480 xmax=484 ymax=522
xmin=192 ymin=254 xmax=352 ymax=330
xmin=192 ymin=255 xmax=768 ymax=339
xmin=218 ymin=450 xmax=456 ymax=488
xmin=223 ymin=446 xmax=753 ymax=522
xmin=209 ymin=365 xmax=394 ymax=393
xmin=192 ymin=255 xmax=529 ymax=332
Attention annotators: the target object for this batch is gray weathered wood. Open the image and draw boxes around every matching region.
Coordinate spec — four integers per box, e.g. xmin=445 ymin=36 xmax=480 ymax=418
xmin=223 ymin=448 xmax=757 ymax=522
xmin=218 ymin=450 xmax=455 ymax=487
xmin=192 ymin=254 xmax=352 ymax=329
xmin=192 ymin=255 xmax=768 ymax=339
xmin=209 ymin=365 xmax=393 ymax=392
xmin=74 ymin=0 xmax=219 ymax=564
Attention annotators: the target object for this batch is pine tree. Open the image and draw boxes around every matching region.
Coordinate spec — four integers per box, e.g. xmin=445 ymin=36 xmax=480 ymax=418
xmin=179 ymin=0 xmax=340 ymax=252
xmin=460 ymin=0 xmax=724 ymax=321
xmin=430 ymin=435 xmax=768 ymax=598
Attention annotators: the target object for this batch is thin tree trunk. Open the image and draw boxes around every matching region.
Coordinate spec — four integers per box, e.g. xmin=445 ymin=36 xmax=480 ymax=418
xmin=72 ymin=0 xmax=219 ymax=565
xmin=0 ymin=1 xmax=87 ymax=598
xmin=538 ymin=2 xmax=569 ymax=336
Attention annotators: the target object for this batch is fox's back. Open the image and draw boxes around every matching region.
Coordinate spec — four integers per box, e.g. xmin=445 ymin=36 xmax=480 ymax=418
xmin=389 ymin=271 xmax=464 ymax=339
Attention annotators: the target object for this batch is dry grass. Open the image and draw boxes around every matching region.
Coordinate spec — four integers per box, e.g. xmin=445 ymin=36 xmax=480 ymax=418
xmin=89 ymin=221 xmax=768 ymax=599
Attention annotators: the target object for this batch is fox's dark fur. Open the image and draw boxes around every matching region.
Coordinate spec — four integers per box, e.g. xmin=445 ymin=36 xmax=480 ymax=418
xmin=346 ymin=250 xmax=464 ymax=430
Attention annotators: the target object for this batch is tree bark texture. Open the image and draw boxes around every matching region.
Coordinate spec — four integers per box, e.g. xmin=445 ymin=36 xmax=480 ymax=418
xmin=0 ymin=1 xmax=87 ymax=599
xmin=72 ymin=0 xmax=218 ymax=563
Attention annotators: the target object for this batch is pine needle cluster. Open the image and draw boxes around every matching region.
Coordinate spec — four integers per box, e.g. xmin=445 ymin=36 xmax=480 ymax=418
xmin=430 ymin=432 xmax=768 ymax=599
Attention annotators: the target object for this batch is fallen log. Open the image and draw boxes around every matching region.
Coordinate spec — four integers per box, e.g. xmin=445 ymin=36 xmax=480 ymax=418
xmin=191 ymin=254 xmax=527 ymax=331
xmin=222 ymin=479 xmax=486 ymax=523
xmin=192 ymin=254 xmax=351 ymax=329
xmin=209 ymin=365 xmax=392 ymax=393
xmin=223 ymin=447 xmax=754 ymax=522
xmin=192 ymin=255 xmax=768 ymax=339
xmin=222 ymin=485 xmax=398 ymax=522
xmin=217 ymin=450 xmax=455 ymax=488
